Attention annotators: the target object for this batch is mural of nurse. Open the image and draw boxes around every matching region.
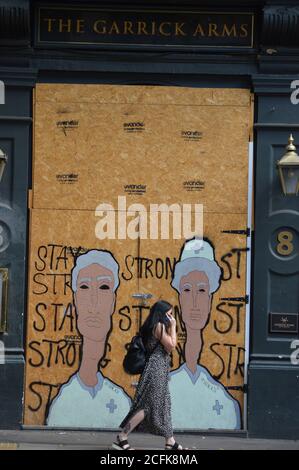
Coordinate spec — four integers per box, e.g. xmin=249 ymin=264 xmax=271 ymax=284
xmin=46 ymin=249 xmax=131 ymax=427
xmin=169 ymin=238 xmax=241 ymax=430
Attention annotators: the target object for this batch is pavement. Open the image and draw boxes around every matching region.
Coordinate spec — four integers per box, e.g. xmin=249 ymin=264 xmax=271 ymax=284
xmin=0 ymin=430 xmax=298 ymax=450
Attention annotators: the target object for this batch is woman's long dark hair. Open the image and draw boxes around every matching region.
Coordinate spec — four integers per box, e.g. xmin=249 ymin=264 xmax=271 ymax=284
xmin=140 ymin=300 xmax=173 ymax=347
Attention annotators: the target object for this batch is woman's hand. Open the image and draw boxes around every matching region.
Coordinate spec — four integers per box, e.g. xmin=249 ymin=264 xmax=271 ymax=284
xmin=166 ymin=310 xmax=176 ymax=328
xmin=155 ymin=310 xmax=177 ymax=353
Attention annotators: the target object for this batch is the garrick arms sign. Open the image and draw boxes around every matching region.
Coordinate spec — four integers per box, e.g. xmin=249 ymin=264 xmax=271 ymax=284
xmin=36 ymin=5 xmax=254 ymax=49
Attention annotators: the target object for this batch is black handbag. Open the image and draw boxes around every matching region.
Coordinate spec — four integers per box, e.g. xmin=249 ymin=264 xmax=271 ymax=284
xmin=123 ymin=334 xmax=147 ymax=375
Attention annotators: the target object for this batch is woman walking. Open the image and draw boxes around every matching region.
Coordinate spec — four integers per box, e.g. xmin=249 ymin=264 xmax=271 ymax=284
xmin=113 ymin=300 xmax=184 ymax=450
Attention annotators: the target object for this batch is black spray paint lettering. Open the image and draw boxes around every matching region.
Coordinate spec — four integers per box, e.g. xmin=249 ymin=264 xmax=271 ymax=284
xmin=121 ymin=255 xmax=176 ymax=281
xmin=132 ymin=304 xmax=150 ymax=331
xmin=123 ymin=250 xmax=246 ymax=283
xmin=28 ymin=338 xmax=111 ymax=416
xmin=214 ymin=301 xmax=245 ymax=334
xmin=33 ymin=272 xmax=72 ymax=295
xmin=220 ymin=248 xmax=248 ymax=281
xmin=33 ymin=303 xmax=47 ymax=332
xmin=28 ymin=381 xmax=60 ymax=413
xmin=33 ymin=244 xmax=84 ymax=295
xmin=29 ymin=243 xmax=247 ymax=418
xmin=28 ymin=339 xmax=80 ymax=368
xmin=100 ymin=342 xmax=112 ymax=369
xmin=210 ymin=343 xmax=245 ymax=380
xmin=35 ymin=244 xmax=68 ymax=271
xmin=32 ymin=302 xmax=76 ymax=333
xmin=118 ymin=305 xmax=132 ymax=332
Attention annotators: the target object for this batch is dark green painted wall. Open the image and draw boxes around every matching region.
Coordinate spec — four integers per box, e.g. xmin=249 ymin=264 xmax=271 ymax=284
xmin=248 ymin=76 xmax=299 ymax=438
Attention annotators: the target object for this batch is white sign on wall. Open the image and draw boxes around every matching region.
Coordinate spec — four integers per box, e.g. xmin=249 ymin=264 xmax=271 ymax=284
xmin=0 ymin=81 xmax=5 ymax=105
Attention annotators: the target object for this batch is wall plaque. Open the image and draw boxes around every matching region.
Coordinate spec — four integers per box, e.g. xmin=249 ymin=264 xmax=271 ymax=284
xmin=269 ymin=312 xmax=299 ymax=334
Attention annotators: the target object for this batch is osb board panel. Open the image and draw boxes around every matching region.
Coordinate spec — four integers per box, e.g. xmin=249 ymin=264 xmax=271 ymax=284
xmin=33 ymin=85 xmax=252 ymax=213
xmin=24 ymin=208 xmax=247 ymax=427
xmin=24 ymin=208 xmax=139 ymax=426
xmin=139 ymin=212 xmax=248 ymax=417
xmin=35 ymin=84 xmax=251 ymax=107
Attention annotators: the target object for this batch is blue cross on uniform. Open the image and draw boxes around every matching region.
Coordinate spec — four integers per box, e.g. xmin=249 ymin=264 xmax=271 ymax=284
xmin=106 ymin=399 xmax=117 ymax=414
xmin=213 ymin=400 xmax=223 ymax=416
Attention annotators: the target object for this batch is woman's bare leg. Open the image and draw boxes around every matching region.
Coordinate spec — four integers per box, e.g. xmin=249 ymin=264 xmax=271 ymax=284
xmin=119 ymin=410 xmax=145 ymax=441
xmin=165 ymin=436 xmax=175 ymax=446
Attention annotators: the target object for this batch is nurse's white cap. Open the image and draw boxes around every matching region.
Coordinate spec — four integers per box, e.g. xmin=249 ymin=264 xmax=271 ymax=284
xmin=180 ymin=238 xmax=215 ymax=262
xmin=172 ymin=238 xmax=221 ymax=294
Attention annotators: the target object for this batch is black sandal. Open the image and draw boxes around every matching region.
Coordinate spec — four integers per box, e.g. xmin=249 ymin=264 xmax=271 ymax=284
xmin=112 ymin=435 xmax=134 ymax=450
xmin=165 ymin=441 xmax=184 ymax=450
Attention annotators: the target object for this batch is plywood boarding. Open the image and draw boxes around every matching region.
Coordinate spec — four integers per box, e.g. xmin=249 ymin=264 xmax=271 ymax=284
xmin=25 ymin=84 xmax=252 ymax=429
xmin=35 ymin=84 xmax=250 ymax=106
xmin=139 ymin=212 xmax=247 ymax=418
xmin=33 ymin=85 xmax=252 ymax=213
xmin=24 ymin=208 xmax=247 ymax=427
xmin=24 ymin=208 xmax=139 ymax=426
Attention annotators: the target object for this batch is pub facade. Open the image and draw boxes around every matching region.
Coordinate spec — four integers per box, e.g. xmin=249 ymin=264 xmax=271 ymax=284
xmin=0 ymin=0 xmax=299 ymax=439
